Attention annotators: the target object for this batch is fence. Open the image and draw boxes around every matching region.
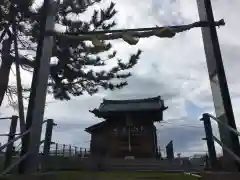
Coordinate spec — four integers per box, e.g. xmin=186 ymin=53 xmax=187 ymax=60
xmin=0 ymin=116 xmax=19 ymax=168
xmin=0 ymin=116 xmax=55 ymax=176
xmin=0 ymin=116 xmax=90 ymax=159
xmin=0 ymin=114 xmax=93 ymax=176
xmin=200 ymin=113 xmax=240 ymax=171
xmin=40 ymin=143 xmax=90 ymax=158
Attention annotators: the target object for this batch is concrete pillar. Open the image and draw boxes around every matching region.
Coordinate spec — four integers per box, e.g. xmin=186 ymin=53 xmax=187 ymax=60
xmin=18 ymin=0 xmax=58 ymax=173
xmin=197 ymin=0 xmax=240 ymax=171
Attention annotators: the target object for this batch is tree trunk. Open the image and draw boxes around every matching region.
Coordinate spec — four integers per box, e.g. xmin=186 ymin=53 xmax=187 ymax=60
xmin=0 ymin=38 xmax=13 ymax=106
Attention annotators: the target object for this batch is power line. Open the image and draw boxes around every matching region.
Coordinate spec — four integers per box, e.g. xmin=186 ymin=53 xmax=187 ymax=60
xmin=159 ymin=121 xmax=204 ymax=129
xmin=45 ymin=98 xmax=82 ymax=105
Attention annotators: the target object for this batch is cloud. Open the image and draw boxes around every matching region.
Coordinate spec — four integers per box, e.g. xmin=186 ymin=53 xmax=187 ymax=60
xmin=1 ymin=0 xmax=240 ymax=157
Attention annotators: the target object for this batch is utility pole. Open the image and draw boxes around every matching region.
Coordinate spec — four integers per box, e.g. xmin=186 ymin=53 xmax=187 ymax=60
xmin=197 ymin=0 xmax=240 ymax=171
xmin=18 ymin=0 xmax=58 ymax=173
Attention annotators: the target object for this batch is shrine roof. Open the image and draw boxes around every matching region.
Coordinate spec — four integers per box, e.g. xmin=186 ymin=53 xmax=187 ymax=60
xmin=85 ymin=121 xmax=106 ymax=134
xmin=90 ymin=96 xmax=167 ymax=115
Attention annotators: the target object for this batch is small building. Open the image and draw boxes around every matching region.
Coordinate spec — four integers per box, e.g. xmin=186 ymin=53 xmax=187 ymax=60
xmin=85 ymin=96 xmax=168 ymax=158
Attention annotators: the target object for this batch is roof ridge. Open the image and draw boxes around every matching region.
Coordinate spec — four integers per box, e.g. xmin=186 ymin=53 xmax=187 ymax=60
xmin=102 ymin=96 xmax=161 ymax=104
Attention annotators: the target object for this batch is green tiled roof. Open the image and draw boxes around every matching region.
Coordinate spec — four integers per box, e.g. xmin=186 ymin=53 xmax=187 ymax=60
xmin=91 ymin=96 xmax=167 ymax=113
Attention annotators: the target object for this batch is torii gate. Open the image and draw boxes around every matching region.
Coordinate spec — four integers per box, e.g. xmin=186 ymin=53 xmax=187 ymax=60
xmin=18 ymin=0 xmax=240 ymax=173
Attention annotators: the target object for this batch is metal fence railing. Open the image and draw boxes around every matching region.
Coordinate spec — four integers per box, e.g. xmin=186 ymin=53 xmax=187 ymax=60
xmin=201 ymin=113 xmax=240 ymax=170
xmin=43 ymin=143 xmax=90 ymax=158
xmin=206 ymin=113 xmax=240 ymax=137
xmin=0 ymin=117 xmax=49 ymax=177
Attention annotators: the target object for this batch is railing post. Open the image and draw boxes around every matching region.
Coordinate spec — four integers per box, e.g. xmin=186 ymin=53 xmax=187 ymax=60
xmin=69 ymin=145 xmax=72 ymax=156
xmin=75 ymin=146 xmax=77 ymax=156
xmin=63 ymin=144 xmax=65 ymax=156
xmin=84 ymin=148 xmax=87 ymax=157
xmin=4 ymin=116 xmax=18 ymax=170
xmin=55 ymin=143 xmax=58 ymax=156
xmin=80 ymin=148 xmax=82 ymax=157
xmin=42 ymin=119 xmax=55 ymax=171
xmin=201 ymin=113 xmax=218 ymax=170
xmin=43 ymin=119 xmax=55 ymax=155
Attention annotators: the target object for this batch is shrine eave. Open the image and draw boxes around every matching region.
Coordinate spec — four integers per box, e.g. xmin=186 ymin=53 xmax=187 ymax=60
xmin=85 ymin=121 xmax=106 ymax=134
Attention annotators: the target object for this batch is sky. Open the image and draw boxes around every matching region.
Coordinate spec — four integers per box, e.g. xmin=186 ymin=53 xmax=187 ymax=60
xmin=1 ymin=0 xmax=240 ymax=157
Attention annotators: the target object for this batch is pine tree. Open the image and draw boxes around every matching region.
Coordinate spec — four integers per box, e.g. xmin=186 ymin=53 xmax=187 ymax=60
xmin=0 ymin=0 xmax=141 ymax=106
xmin=0 ymin=0 xmax=35 ymax=105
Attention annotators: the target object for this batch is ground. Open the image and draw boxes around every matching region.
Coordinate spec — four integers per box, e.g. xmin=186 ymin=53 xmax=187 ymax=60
xmin=1 ymin=171 xmax=199 ymax=180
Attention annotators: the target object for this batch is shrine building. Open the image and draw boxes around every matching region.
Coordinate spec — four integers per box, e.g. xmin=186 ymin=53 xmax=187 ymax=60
xmin=85 ymin=96 xmax=168 ymax=158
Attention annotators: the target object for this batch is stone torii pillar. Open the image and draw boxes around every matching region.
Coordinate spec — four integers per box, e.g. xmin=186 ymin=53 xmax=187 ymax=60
xmin=18 ymin=0 xmax=58 ymax=173
xmin=197 ymin=0 xmax=240 ymax=171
